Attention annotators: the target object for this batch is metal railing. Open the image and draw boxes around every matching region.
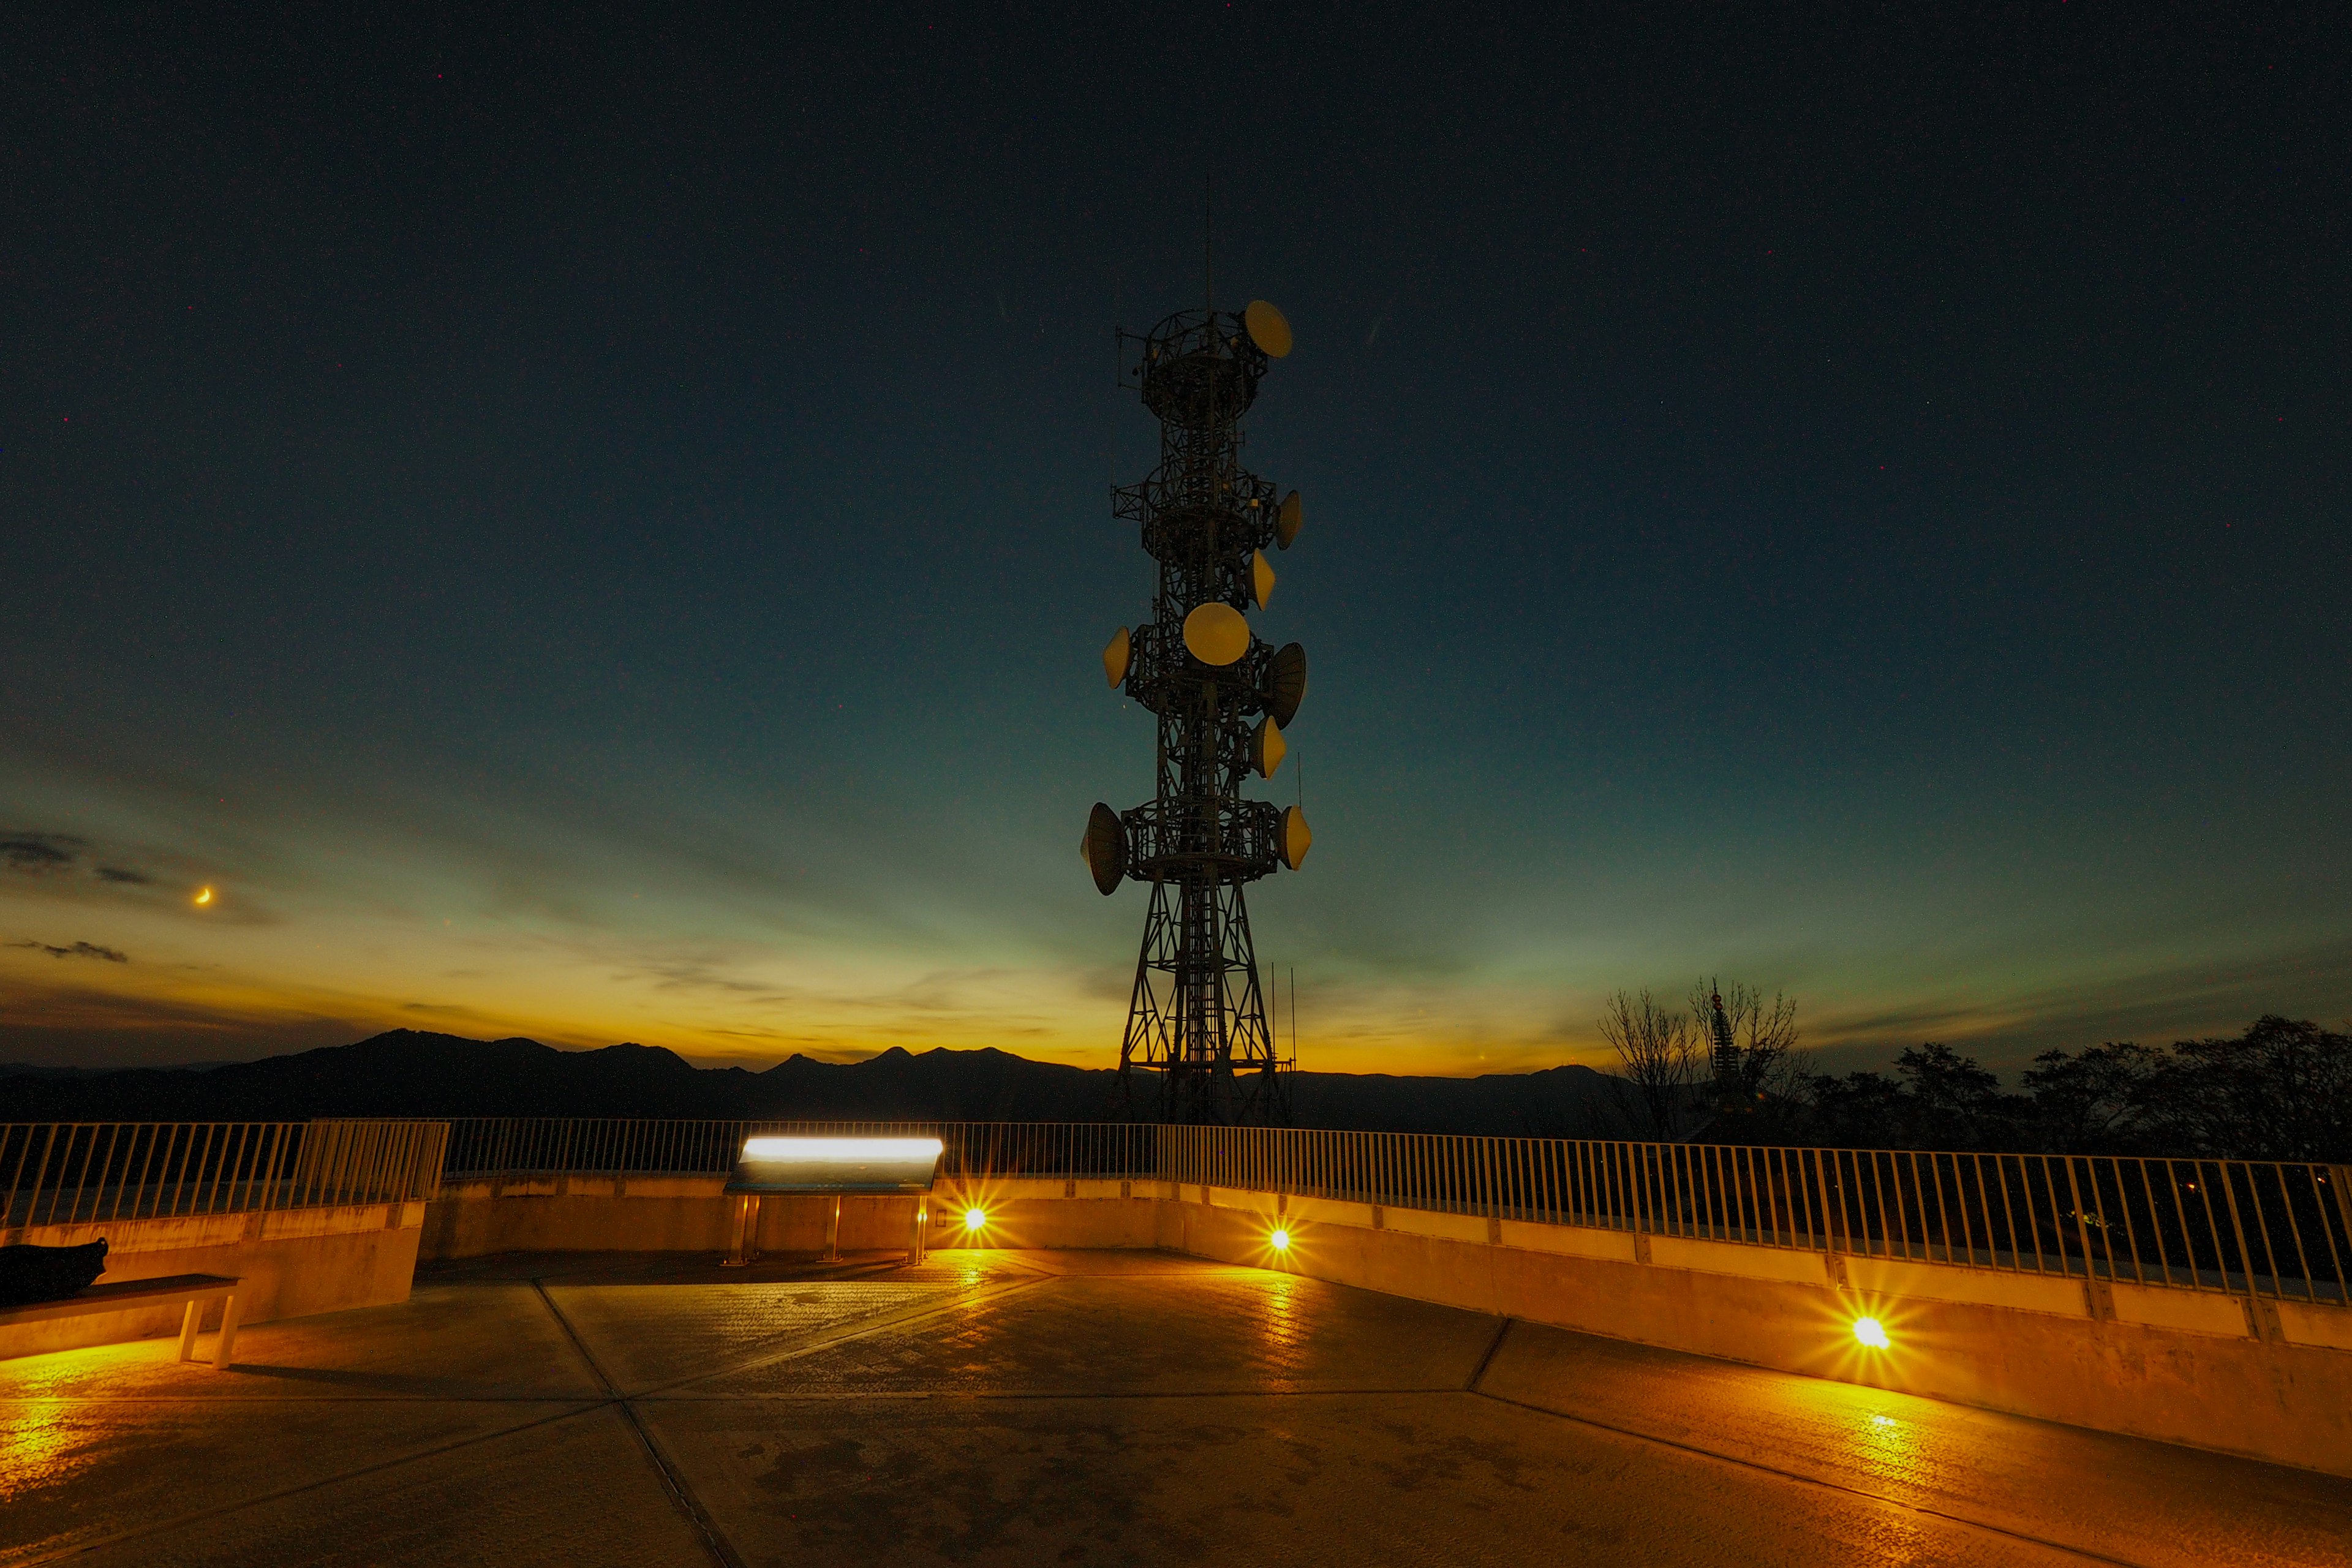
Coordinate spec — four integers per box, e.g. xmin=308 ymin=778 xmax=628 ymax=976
xmin=441 ymin=1118 xmax=1158 ymax=1183
xmin=1 ymin=1120 xmax=448 ymax=1233
xmin=1159 ymin=1126 xmax=2352 ymax=1306
xmin=10 ymin=1114 xmax=2337 ymax=1306
xmin=437 ymin=1117 xmax=2349 ymax=1306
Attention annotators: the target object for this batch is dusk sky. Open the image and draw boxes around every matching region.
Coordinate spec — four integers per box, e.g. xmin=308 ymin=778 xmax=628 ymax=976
xmin=4 ymin=5 xmax=2345 ymax=1077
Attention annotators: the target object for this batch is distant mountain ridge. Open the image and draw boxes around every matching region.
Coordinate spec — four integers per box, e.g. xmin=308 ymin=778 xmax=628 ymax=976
xmin=0 ymin=1030 xmax=1621 ymax=1137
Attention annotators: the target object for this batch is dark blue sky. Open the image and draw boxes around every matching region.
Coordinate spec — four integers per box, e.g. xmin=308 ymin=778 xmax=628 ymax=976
xmin=4 ymin=3 xmax=2345 ymax=1074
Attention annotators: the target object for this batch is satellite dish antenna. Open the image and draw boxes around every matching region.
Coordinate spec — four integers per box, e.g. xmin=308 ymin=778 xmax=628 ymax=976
xmin=1253 ymin=716 xmax=1286 ymax=778
xmin=1182 ymin=602 xmax=1251 ymax=666
xmin=1102 ymin=626 xmax=1132 ymax=688
xmin=1280 ymin=804 xmax=1312 ymax=869
xmin=1265 ymin=643 xmax=1308 ymax=727
xmin=1276 ymin=491 xmax=1303 ymax=550
xmin=1250 ymin=549 xmax=1276 ymax=609
xmin=1244 ymin=300 xmax=1293 ymax=358
xmin=1082 ymin=802 xmax=1126 ymax=895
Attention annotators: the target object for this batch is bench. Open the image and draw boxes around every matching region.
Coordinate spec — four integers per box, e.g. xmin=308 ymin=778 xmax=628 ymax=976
xmin=0 ymin=1274 xmax=244 ymax=1369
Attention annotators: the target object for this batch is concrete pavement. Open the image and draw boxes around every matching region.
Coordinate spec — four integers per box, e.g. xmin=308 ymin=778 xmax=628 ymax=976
xmin=2 ymin=1249 xmax=2345 ymax=1566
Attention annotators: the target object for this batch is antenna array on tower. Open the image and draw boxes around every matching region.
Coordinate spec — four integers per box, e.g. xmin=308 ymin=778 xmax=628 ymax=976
xmin=1082 ymin=294 xmax=1312 ymax=1125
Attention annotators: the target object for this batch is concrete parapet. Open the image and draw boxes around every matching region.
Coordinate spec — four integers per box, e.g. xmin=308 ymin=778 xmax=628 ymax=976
xmin=426 ymin=1175 xmax=738 ymax=1256
xmin=421 ymin=1176 xmax=1159 ymax=1260
xmin=1157 ymin=1192 xmax=2352 ymax=1477
xmin=411 ymin=1174 xmax=2352 ymax=1474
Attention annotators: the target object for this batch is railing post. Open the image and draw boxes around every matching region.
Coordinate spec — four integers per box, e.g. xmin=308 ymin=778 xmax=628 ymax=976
xmin=2063 ymin=1156 xmax=2097 ymax=1281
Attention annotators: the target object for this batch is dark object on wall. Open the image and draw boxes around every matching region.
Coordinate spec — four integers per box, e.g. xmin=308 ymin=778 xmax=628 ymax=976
xmin=0 ymin=1238 xmax=109 ymax=1306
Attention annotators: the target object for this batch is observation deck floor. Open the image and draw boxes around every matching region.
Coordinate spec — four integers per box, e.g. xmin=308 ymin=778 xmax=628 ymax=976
xmin=2 ymin=1248 xmax=2345 ymax=1567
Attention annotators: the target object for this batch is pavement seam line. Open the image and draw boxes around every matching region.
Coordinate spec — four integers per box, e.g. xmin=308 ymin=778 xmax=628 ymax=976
xmin=636 ymin=1385 xmax=1480 ymax=1403
xmin=17 ymin=1401 xmax=608 ymax=1566
xmin=1466 ymin=1316 xmax=1512 ymax=1390
xmin=0 ymin=1392 xmax=615 ymax=1403
xmin=1471 ymin=1387 xmax=2153 ymax=1568
xmin=530 ymin=1279 xmax=747 ymax=1568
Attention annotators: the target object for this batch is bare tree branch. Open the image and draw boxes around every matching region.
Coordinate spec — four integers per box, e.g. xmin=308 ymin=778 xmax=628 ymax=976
xmin=1599 ymin=989 xmax=1699 ymax=1140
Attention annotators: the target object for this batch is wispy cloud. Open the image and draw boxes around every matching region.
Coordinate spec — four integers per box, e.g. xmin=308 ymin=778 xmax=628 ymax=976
xmin=9 ymin=940 xmax=129 ymax=962
xmin=0 ymin=828 xmax=164 ymax=891
xmin=1 ymin=833 xmax=83 ymax=872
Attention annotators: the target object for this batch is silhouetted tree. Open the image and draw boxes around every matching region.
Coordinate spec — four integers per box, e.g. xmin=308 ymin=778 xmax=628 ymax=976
xmin=1795 ymin=1044 xmax=2023 ymax=1149
xmin=1597 ymin=989 xmax=1700 ymax=1140
xmin=1898 ymin=1043 xmax=2026 ymax=1148
xmin=1782 ymin=1016 xmax=2351 ymax=1159
xmin=2018 ymin=1042 xmax=2165 ymax=1153
xmin=2147 ymin=1016 xmax=2352 ymax=1162
xmin=1801 ymin=1067 xmax=1912 ymax=1148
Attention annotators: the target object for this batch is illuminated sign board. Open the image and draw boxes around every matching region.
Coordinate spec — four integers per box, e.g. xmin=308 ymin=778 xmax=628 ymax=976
xmin=725 ymin=1136 xmax=944 ymax=1193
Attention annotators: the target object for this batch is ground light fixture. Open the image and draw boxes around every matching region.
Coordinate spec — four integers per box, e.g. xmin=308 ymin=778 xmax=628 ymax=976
xmin=964 ymin=1207 xmax=988 ymax=1232
xmin=1852 ymin=1317 xmax=1891 ymax=1349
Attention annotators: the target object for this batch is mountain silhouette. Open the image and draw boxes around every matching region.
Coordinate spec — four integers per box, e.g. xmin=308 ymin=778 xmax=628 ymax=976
xmin=0 ymin=1030 xmax=1624 ymax=1136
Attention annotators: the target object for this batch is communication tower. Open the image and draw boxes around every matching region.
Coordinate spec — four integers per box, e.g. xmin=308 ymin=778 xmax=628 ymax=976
xmin=1082 ymin=296 xmax=1311 ymax=1125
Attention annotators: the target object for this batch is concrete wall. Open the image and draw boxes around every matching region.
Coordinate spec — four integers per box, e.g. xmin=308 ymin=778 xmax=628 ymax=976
xmin=930 ymin=1178 xmax=1160 ymax=1250
xmin=1158 ymin=1183 xmax=2352 ymax=1477
xmin=412 ymin=1175 xmax=2352 ymax=1475
xmin=1 ymin=1202 xmax=426 ymax=1360
xmin=420 ymin=1175 xmax=1158 ymax=1259
xmin=426 ymin=1175 xmax=742 ymax=1257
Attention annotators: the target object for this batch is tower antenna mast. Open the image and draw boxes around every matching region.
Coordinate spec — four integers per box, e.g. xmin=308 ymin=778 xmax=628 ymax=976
xmin=1082 ymin=281 xmax=1314 ymax=1125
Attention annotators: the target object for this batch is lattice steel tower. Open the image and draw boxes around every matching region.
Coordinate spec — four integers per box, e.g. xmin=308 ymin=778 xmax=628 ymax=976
xmin=1082 ymin=296 xmax=1312 ymax=1125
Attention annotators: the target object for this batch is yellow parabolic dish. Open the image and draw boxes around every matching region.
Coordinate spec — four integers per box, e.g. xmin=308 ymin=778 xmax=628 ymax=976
xmin=1281 ymin=804 xmax=1312 ymax=870
xmin=1255 ymin=717 xmax=1286 ymax=778
xmin=1244 ymin=300 xmax=1294 ymax=358
xmin=1102 ymin=625 xmax=1131 ymax=688
xmin=1082 ymin=802 xmax=1126 ymax=895
xmin=1276 ymin=490 xmax=1303 ymax=549
xmin=1182 ymin=602 xmax=1251 ymax=666
xmin=1251 ymin=549 xmax=1276 ymax=609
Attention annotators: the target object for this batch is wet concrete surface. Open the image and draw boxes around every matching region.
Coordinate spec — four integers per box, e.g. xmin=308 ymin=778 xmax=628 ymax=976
xmin=2 ymin=1248 xmax=2345 ymax=1566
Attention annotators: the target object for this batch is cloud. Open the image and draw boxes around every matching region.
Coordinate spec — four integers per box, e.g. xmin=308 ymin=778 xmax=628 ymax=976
xmin=9 ymin=940 xmax=129 ymax=963
xmin=1 ymin=833 xmax=83 ymax=872
xmin=0 ymin=829 xmax=160 ymax=888
xmin=632 ymin=957 xmax=801 ymax=1001
xmin=1795 ymin=937 xmax=2352 ymax=1076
